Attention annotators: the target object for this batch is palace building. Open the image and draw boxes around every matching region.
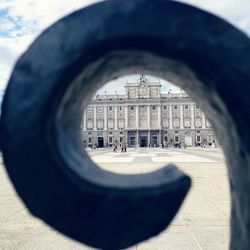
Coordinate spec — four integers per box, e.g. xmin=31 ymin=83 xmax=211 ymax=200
xmin=81 ymin=75 xmax=216 ymax=148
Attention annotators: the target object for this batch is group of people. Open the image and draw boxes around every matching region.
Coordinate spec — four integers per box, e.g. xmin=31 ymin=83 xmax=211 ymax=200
xmin=113 ymin=143 xmax=127 ymax=153
xmin=90 ymin=143 xmax=98 ymax=149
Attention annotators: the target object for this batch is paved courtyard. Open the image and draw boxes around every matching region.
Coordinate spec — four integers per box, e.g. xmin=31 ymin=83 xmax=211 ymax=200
xmin=0 ymin=148 xmax=230 ymax=249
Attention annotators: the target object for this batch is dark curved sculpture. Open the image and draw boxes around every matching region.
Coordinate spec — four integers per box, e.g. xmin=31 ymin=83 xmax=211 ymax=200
xmin=0 ymin=0 xmax=250 ymax=249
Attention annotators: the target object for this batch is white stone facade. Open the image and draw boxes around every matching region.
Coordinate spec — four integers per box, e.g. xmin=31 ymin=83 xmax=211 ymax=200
xmin=81 ymin=75 xmax=216 ymax=148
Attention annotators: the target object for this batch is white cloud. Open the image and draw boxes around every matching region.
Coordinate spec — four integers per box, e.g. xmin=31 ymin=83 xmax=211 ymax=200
xmin=0 ymin=0 xmax=101 ymax=90
xmin=4 ymin=0 xmax=100 ymax=30
xmin=0 ymin=20 xmax=16 ymax=30
xmin=0 ymin=0 xmax=249 ymax=94
xmin=0 ymin=43 xmax=17 ymax=65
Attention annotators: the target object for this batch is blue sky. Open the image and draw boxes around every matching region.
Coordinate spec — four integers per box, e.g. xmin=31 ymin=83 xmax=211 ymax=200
xmin=0 ymin=0 xmax=250 ymax=95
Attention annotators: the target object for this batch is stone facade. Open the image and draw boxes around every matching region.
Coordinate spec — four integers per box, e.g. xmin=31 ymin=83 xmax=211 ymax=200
xmin=81 ymin=75 xmax=216 ymax=148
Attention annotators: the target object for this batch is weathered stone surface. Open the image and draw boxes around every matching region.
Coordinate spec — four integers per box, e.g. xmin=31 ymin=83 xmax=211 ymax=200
xmin=0 ymin=0 xmax=250 ymax=249
xmin=0 ymin=148 xmax=229 ymax=250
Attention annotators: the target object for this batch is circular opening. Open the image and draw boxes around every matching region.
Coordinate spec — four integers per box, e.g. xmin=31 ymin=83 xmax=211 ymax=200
xmin=54 ymin=50 xmax=229 ymax=182
xmin=54 ymin=62 xmax=229 ymax=247
xmin=1 ymin=1 xmax=247 ymax=248
xmin=82 ymin=74 xmax=221 ymax=175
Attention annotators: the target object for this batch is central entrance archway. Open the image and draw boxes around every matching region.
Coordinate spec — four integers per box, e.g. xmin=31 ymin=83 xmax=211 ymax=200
xmin=140 ymin=136 xmax=147 ymax=147
xmin=97 ymin=137 xmax=104 ymax=148
xmin=139 ymin=131 xmax=148 ymax=147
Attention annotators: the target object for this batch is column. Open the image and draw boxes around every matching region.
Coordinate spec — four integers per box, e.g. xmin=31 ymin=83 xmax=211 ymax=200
xmin=104 ymin=106 xmax=107 ymax=130
xmin=103 ymin=106 xmax=107 ymax=147
xmin=137 ymin=130 xmax=139 ymax=147
xmin=147 ymin=105 xmax=150 ymax=127
xmin=180 ymin=104 xmax=184 ymax=129
xmin=114 ymin=106 xmax=118 ymax=130
xmin=93 ymin=106 xmax=97 ymax=130
xmin=125 ymin=106 xmax=128 ymax=129
xmin=124 ymin=131 xmax=127 ymax=145
xmin=136 ymin=105 xmax=139 ymax=128
xmin=158 ymin=131 xmax=162 ymax=145
xmin=158 ymin=105 xmax=161 ymax=128
xmin=169 ymin=105 xmax=173 ymax=129
xmin=191 ymin=104 xmax=195 ymax=129
xmin=83 ymin=109 xmax=86 ymax=130
xmin=148 ymin=130 xmax=150 ymax=146
xmin=202 ymin=111 xmax=206 ymax=128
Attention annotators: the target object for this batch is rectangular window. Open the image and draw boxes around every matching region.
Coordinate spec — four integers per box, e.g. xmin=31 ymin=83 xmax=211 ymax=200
xmin=152 ymin=106 xmax=156 ymax=110
xmin=120 ymin=137 xmax=123 ymax=143
xmin=87 ymin=120 xmax=93 ymax=129
xmin=129 ymin=119 xmax=135 ymax=128
xmin=163 ymin=119 xmax=168 ymax=128
xmin=88 ymin=137 xmax=92 ymax=143
xmin=174 ymin=105 xmax=178 ymax=110
xmin=140 ymin=106 xmax=146 ymax=112
xmin=163 ymin=105 xmax=167 ymax=110
xmin=130 ymin=106 xmax=134 ymax=111
xmin=97 ymin=120 xmax=103 ymax=129
xmin=118 ymin=120 xmax=124 ymax=129
xmin=119 ymin=106 xmax=123 ymax=111
xmin=184 ymin=104 xmax=189 ymax=110
xmin=109 ymin=137 xmax=112 ymax=143
xmin=108 ymin=106 xmax=113 ymax=111
xmin=87 ymin=106 xmax=92 ymax=112
xmin=196 ymin=135 xmax=201 ymax=142
xmin=208 ymin=135 xmax=213 ymax=142
xmin=184 ymin=119 xmax=191 ymax=128
xmin=151 ymin=119 xmax=157 ymax=127
xmin=175 ymin=136 xmax=179 ymax=142
xmin=173 ymin=119 xmax=180 ymax=128
xmin=195 ymin=105 xmax=200 ymax=109
xmin=195 ymin=119 xmax=202 ymax=128
xmin=108 ymin=119 xmax=113 ymax=129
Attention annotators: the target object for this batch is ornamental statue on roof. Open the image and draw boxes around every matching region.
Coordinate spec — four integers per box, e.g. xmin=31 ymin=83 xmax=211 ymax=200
xmin=140 ymin=74 xmax=148 ymax=85
xmin=139 ymin=74 xmax=150 ymax=98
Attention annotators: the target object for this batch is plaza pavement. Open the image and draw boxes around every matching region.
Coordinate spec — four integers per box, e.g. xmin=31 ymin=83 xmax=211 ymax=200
xmin=0 ymin=147 xmax=229 ymax=249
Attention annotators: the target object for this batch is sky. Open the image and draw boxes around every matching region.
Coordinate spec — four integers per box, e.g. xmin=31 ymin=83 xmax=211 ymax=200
xmin=97 ymin=74 xmax=182 ymax=95
xmin=0 ymin=0 xmax=250 ymax=96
